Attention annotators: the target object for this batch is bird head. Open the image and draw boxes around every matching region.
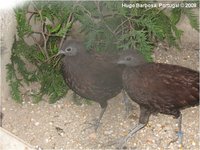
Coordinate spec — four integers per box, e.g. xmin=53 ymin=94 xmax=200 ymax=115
xmin=57 ymin=40 xmax=83 ymax=56
xmin=117 ymin=49 xmax=146 ymax=67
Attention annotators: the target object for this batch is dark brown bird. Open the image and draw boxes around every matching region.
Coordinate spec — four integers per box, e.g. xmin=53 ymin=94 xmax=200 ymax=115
xmin=115 ymin=53 xmax=199 ymax=148
xmin=59 ymin=39 xmax=146 ymax=131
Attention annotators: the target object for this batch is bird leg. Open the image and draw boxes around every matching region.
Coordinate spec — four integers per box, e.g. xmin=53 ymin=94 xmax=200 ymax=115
xmin=167 ymin=114 xmax=183 ymax=149
xmin=105 ymin=123 xmax=146 ymax=149
xmin=83 ymin=107 xmax=107 ymax=132
xmin=104 ymin=106 xmax=150 ymax=148
xmin=177 ymin=114 xmax=183 ymax=148
xmin=117 ymin=123 xmax=146 ymax=149
xmin=122 ymin=90 xmax=134 ymax=118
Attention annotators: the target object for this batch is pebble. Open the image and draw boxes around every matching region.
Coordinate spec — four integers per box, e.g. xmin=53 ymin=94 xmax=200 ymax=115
xmin=192 ymin=141 xmax=196 ymax=146
xmin=156 ymin=123 xmax=161 ymax=127
xmin=12 ymin=129 xmax=17 ymax=133
xmin=45 ymin=138 xmax=49 ymax=143
xmin=2 ymin=84 xmax=199 ymax=150
xmin=34 ymin=122 xmax=40 ymax=126
xmin=104 ymin=130 xmax=113 ymax=135
xmin=35 ymin=145 xmax=43 ymax=150
xmin=88 ymin=133 xmax=97 ymax=139
xmin=60 ymin=132 xmax=64 ymax=137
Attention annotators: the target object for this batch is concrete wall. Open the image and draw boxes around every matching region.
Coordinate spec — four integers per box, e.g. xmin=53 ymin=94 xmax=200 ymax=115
xmin=0 ymin=127 xmax=34 ymax=150
xmin=0 ymin=9 xmax=17 ymax=103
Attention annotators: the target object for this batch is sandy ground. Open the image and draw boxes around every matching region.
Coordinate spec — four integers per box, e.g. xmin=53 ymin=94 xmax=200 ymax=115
xmin=1 ymin=43 xmax=199 ymax=150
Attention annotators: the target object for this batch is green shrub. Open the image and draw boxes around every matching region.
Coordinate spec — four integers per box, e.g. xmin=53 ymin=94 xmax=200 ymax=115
xmin=7 ymin=1 xmax=199 ymax=103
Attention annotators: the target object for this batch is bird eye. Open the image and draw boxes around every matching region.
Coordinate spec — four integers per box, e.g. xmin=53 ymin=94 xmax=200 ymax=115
xmin=126 ymin=57 xmax=132 ymax=61
xmin=66 ymin=47 xmax=72 ymax=52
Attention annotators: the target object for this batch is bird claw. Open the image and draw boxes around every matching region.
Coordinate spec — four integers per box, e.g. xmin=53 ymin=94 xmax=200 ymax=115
xmin=82 ymin=118 xmax=101 ymax=132
xmin=166 ymin=131 xmax=183 ymax=149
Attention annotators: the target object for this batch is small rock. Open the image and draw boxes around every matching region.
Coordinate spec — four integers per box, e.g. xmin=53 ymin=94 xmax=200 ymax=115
xmin=60 ymin=132 xmax=64 ymax=137
xmin=35 ymin=145 xmax=43 ymax=150
xmin=49 ymin=121 xmax=53 ymax=125
xmin=34 ymin=122 xmax=40 ymax=126
xmin=192 ymin=141 xmax=196 ymax=146
xmin=156 ymin=124 xmax=161 ymax=127
xmin=55 ymin=126 xmax=65 ymax=136
xmin=104 ymin=130 xmax=113 ymax=135
xmin=12 ymin=129 xmax=17 ymax=133
xmin=88 ymin=133 xmax=97 ymax=140
xmin=45 ymin=138 xmax=49 ymax=143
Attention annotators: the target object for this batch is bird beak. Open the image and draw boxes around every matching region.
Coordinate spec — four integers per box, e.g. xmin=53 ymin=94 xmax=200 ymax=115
xmin=117 ymin=60 xmax=125 ymax=65
xmin=56 ymin=49 xmax=65 ymax=56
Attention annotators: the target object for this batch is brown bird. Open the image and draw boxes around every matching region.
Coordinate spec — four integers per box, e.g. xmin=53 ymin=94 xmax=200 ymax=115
xmin=58 ymin=39 xmax=146 ymax=131
xmin=115 ymin=53 xmax=199 ymax=148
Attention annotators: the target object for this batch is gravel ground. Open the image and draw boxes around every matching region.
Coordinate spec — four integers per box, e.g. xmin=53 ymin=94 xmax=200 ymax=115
xmin=2 ymin=43 xmax=199 ymax=150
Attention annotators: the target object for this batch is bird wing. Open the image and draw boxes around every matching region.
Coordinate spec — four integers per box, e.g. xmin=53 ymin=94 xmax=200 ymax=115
xmin=125 ymin=63 xmax=199 ymax=110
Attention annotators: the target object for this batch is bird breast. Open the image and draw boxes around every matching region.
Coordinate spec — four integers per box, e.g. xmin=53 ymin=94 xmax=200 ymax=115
xmin=61 ymin=56 xmax=122 ymax=100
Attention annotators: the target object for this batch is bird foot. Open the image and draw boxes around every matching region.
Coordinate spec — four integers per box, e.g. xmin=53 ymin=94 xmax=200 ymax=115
xmin=166 ymin=131 xmax=183 ymax=149
xmin=82 ymin=118 xmax=101 ymax=132
xmin=104 ymin=136 xmax=128 ymax=149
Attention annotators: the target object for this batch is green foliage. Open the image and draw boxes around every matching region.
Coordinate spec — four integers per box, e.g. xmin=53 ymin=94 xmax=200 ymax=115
xmin=6 ymin=41 xmax=23 ymax=103
xmin=7 ymin=38 xmax=68 ymax=103
xmin=182 ymin=0 xmax=199 ymax=31
xmin=7 ymin=1 xmax=199 ymax=103
xmin=7 ymin=1 xmax=73 ymax=103
xmin=183 ymin=9 xmax=199 ymax=31
xmin=170 ymin=8 xmax=182 ymax=25
xmin=14 ymin=7 xmax=31 ymax=38
xmin=37 ymin=63 xmax=68 ymax=103
xmin=6 ymin=64 xmax=22 ymax=103
xmin=74 ymin=1 xmax=199 ymax=61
